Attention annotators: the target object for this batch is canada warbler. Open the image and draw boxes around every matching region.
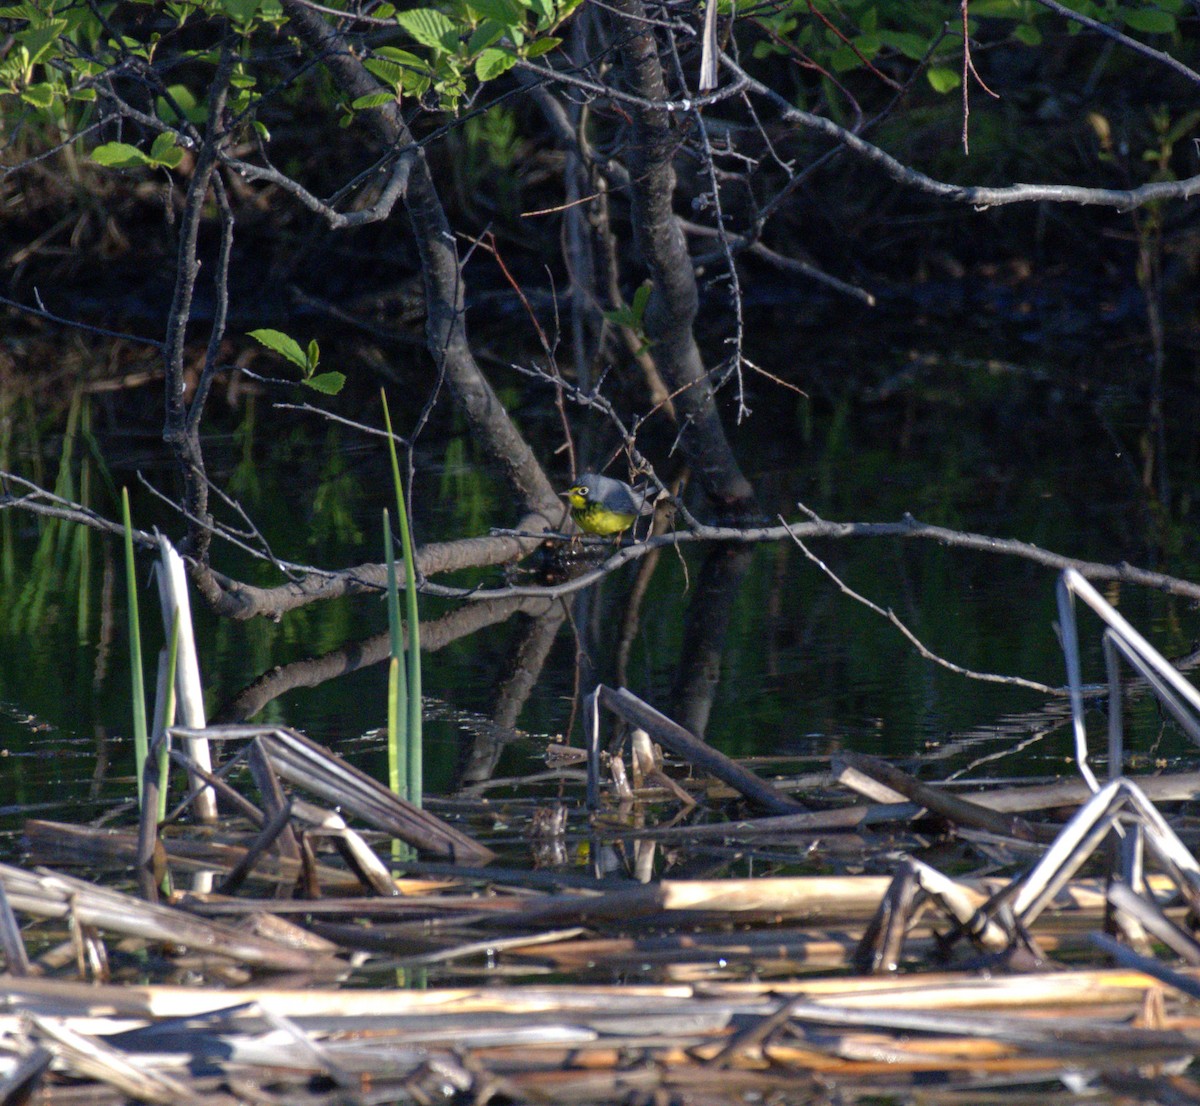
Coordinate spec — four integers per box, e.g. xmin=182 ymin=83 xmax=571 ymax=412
xmin=561 ymin=473 xmax=653 ymax=537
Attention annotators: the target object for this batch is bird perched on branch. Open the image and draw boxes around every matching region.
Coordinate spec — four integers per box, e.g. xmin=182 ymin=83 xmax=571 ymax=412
xmin=561 ymin=473 xmax=655 ymax=538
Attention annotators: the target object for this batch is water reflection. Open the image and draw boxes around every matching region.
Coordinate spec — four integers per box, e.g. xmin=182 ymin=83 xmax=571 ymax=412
xmin=3 ymin=336 xmax=1200 ymax=843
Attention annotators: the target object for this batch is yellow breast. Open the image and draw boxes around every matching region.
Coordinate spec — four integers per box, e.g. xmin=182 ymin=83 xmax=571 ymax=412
xmin=571 ymin=499 xmax=637 ymax=536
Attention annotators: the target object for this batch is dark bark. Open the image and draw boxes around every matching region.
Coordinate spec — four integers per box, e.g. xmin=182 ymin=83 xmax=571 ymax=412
xmin=608 ymin=0 xmax=756 ymax=518
xmin=201 ymin=511 xmax=558 ymax=621
xmin=279 ymin=1 xmax=559 ymax=521
xmin=162 ymin=53 xmax=233 ymax=567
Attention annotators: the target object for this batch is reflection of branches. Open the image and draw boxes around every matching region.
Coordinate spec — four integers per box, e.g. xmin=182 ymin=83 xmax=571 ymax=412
xmin=461 ymin=601 xmax=570 ymax=784
xmin=217 ymin=595 xmax=558 ymax=721
xmin=786 ymin=526 xmax=1059 ymax=696
xmin=0 ymin=293 xmax=163 ymax=350
xmin=673 ymin=544 xmax=755 ymax=737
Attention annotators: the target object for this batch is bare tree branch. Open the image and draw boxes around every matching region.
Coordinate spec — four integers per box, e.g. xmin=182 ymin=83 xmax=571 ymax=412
xmin=729 ymin=58 xmax=1200 ymax=211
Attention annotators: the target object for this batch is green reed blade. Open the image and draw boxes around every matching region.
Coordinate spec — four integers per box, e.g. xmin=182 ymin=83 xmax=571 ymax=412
xmin=381 ymin=391 xmax=422 ymax=807
xmin=384 ymin=509 xmax=408 ymax=801
xmin=122 ymin=488 xmax=148 ymax=807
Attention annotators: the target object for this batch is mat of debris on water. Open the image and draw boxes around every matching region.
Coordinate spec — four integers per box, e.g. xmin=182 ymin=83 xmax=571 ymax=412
xmin=8 ymin=570 xmax=1200 ymax=1105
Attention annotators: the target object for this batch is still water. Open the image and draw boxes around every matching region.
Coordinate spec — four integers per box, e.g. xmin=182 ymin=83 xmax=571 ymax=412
xmin=2 ymin=316 xmax=1200 ymax=853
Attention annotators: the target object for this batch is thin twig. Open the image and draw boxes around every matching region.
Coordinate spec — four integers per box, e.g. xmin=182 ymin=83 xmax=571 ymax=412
xmin=784 ymin=521 xmax=1058 ymax=695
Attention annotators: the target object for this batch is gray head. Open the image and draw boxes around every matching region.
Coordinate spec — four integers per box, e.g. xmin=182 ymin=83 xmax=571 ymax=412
xmin=565 ymin=473 xmax=651 ymax=515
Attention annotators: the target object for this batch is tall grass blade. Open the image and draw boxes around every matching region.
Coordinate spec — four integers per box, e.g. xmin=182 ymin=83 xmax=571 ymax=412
xmin=384 ymin=509 xmax=408 ymax=802
xmin=11 ymin=389 xmax=82 ymax=634
xmin=388 ymin=655 xmax=404 ymax=799
xmin=122 ymin=488 xmax=149 ymax=808
xmin=381 ymin=392 xmax=422 ymax=807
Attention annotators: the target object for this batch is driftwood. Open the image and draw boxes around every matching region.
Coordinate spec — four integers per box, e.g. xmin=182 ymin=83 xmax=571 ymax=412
xmin=252 ymin=726 xmax=496 ymax=865
xmin=590 ymin=686 xmax=806 ymax=814
xmin=10 ymin=595 xmax=1200 ymax=1104
xmin=0 ymin=863 xmax=339 ymax=973
xmin=834 ymin=751 xmax=1056 ymax=842
xmin=24 ymin=820 xmax=360 ymax=891
xmin=2 ymin=964 xmax=1198 ymax=1105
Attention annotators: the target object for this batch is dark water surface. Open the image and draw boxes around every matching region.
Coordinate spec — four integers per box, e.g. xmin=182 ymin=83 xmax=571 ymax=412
xmin=3 ymin=315 xmax=1200 ymax=858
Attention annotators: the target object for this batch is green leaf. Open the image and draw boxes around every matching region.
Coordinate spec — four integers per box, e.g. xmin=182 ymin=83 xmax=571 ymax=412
xmin=1012 ymin=22 xmax=1042 ymax=44
xmin=1122 ymin=7 xmax=1175 ymax=32
xmin=926 ymin=66 xmax=961 ymax=93
xmin=352 ymin=91 xmax=396 ymax=110
xmin=968 ymin=0 xmax=1025 ymax=14
xmin=375 ymin=46 xmax=427 ymax=66
xmin=395 ymin=8 xmax=458 ymax=50
xmin=18 ymin=20 xmax=66 ymax=68
xmin=1164 ymin=108 xmax=1200 ymax=146
xmin=303 ymin=371 xmax=346 ymax=395
xmin=149 ymin=131 xmax=184 ymax=167
xmin=630 ymin=280 xmax=652 ymax=321
xmin=366 ymin=47 xmax=427 ymax=92
xmin=854 ymin=32 xmax=881 ymax=55
xmin=468 ymin=0 xmax=523 ymax=25
xmin=156 ymin=84 xmax=205 ymax=124
xmin=19 ymin=82 xmax=56 ymax=108
xmin=468 ymin=20 xmax=508 ymax=54
xmin=221 ymin=0 xmax=263 ymax=21
xmin=364 ymin=58 xmax=404 ymax=89
xmin=402 ymin=71 xmax=432 ymax=96
xmin=0 ymin=45 xmax=30 ymax=86
xmin=525 ymin=35 xmax=561 ymax=57
xmin=306 ymin=339 xmax=320 ymax=372
xmin=877 ymin=30 xmax=928 ymax=60
xmin=830 ymin=44 xmax=863 ymax=72
xmin=248 ymin=328 xmax=308 ymax=370
xmin=91 ymin=142 xmax=152 ymax=168
xmin=475 ymin=47 xmax=515 ymax=80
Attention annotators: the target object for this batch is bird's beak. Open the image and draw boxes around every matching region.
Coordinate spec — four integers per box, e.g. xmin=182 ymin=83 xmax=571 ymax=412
xmin=559 ymin=490 xmax=571 ymax=498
